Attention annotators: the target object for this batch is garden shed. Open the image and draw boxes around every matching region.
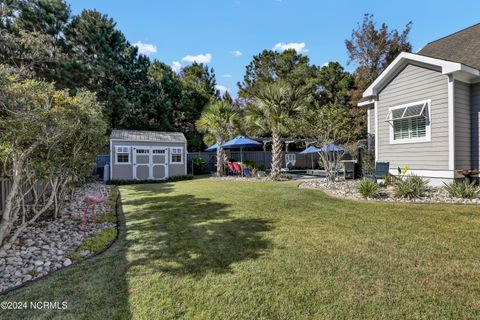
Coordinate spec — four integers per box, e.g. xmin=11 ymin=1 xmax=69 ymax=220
xmin=110 ymin=130 xmax=187 ymax=180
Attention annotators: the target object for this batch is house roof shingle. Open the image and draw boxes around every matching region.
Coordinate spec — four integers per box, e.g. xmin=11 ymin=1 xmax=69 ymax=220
xmin=110 ymin=130 xmax=186 ymax=143
xmin=418 ymin=23 xmax=480 ymax=70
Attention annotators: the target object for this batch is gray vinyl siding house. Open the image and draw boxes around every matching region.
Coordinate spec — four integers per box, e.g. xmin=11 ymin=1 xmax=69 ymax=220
xmin=110 ymin=130 xmax=187 ymax=180
xmin=361 ymin=24 xmax=480 ymax=185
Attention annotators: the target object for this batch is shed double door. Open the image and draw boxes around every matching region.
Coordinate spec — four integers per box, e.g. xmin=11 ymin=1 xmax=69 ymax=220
xmin=133 ymin=147 xmax=168 ymax=180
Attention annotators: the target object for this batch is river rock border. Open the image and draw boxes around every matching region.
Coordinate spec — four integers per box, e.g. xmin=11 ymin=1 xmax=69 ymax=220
xmin=0 ymin=183 xmax=120 ymax=294
xmin=299 ymin=179 xmax=480 ymax=204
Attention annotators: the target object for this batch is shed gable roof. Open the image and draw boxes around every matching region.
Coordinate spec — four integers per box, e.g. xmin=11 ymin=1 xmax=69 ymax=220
xmin=419 ymin=23 xmax=480 ymax=70
xmin=110 ymin=130 xmax=186 ymax=143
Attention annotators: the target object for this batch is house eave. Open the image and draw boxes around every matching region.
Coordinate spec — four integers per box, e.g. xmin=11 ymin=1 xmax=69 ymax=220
xmin=357 ymin=98 xmax=375 ymax=108
xmin=362 ymin=52 xmax=480 ymax=98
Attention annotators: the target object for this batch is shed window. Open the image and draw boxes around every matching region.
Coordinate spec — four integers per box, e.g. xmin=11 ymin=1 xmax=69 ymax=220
xmin=135 ymin=148 xmax=150 ymax=154
xmin=116 ymin=146 xmax=130 ymax=164
xmin=170 ymin=147 xmax=183 ymax=163
xmin=386 ymin=100 xmax=431 ymax=143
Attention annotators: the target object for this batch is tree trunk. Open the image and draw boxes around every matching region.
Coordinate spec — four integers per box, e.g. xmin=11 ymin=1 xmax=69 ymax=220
xmin=271 ymin=130 xmax=282 ymax=179
xmin=216 ymin=136 xmax=226 ymax=177
xmin=0 ymin=142 xmax=41 ymax=246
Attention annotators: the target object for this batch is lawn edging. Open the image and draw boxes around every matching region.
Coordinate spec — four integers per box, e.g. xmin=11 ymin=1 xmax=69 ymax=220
xmin=0 ymin=187 xmax=123 ymax=297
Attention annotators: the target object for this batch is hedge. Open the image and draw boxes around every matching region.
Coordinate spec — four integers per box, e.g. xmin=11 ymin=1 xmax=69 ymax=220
xmin=106 ymin=174 xmax=193 ymax=186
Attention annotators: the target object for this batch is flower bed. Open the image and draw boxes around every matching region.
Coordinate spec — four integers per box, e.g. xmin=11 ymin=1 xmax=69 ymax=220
xmin=0 ymin=183 xmax=118 ymax=293
xmin=299 ymin=179 xmax=480 ymax=204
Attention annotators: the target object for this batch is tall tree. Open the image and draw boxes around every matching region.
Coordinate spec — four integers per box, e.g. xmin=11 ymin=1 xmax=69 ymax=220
xmin=196 ymin=100 xmax=240 ymax=176
xmin=345 ymin=13 xmax=412 ymax=139
xmin=63 ymin=9 xmax=136 ymax=129
xmin=247 ymin=80 xmax=307 ymax=178
xmin=178 ymin=63 xmax=218 ymax=151
xmin=317 ymin=62 xmax=354 ymax=105
xmin=346 ymin=13 xmax=412 ymax=101
xmin=238 ymin=49 xmax=319 ymax=102
xmin=0 ymin=0 xmax=69 ymax=80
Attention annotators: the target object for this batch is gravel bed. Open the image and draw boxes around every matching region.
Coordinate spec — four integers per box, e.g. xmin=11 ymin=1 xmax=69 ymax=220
xmin=299 ymin=179 xmax=480 ymax=204
xmin=0 ymin=183 xmax=115 ymax=293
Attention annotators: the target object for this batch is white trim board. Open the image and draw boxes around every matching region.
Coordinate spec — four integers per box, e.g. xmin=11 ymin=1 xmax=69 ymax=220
xmin=388 ymin=169 xmax=455 ymax=179
xmin=448 ymin=76 xmax=455 ymax=171
xmin=374 ymin=101 xmax=378 ymax=161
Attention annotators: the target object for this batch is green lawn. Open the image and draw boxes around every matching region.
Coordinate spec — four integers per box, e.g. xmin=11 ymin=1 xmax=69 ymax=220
xmin=2 ymin=178 xmax=480 ymax=319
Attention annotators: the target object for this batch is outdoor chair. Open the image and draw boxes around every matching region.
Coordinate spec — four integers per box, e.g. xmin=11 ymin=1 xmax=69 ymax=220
xmin=365 ymin=162 xmax=390 ymax=181
xmin=227 ymin=162 xmax=236 ymax=175
xmin=232 ymin=162 xmax=242 ymax=175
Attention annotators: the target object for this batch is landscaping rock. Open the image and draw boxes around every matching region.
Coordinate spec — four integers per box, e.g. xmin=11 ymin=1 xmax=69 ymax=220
xmin=0 ymin=183 xmax=116 ymax=293
xmin=299 ymin=179 xmax=480 ymax=205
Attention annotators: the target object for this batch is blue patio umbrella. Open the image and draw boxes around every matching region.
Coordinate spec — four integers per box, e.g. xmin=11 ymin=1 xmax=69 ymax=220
xmin=300 ymin=146 xmax=321 ymax=154
xmin=205 ymin=143 xmax=218 ymax=152
xmin=318 ymin=144 xmax=345 ymax=152
xmin=222 ymin=136 xmax=262 ymax=175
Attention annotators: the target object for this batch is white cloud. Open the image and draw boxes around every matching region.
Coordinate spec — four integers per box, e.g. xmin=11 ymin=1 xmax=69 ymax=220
xmin=171 ymin=61 xmax=182 ymax=73
xmin=222 ymin=74 xmax=233 ymax=78
xmin=322 ymin=62 xmax=329 ymax=67
xmin=215 ymin=85 xmax=229 ymax=94
xmin=181 ymin=53 xmax=212 ymax=64
xmin=134 ymin=41 xmax=157 ymax=55
xmin=272 ymin=42 xmax=308 ymax=53
xmin=230 ymin=50 xmax=242 ymax=57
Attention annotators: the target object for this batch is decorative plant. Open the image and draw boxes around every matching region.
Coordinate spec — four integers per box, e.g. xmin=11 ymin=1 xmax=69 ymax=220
xmin=397 ymin=165 xmax=411 ymax=176
xmin=358 ymin=179 xmax=380 ymax=198
xmin=256 ymin=164 xmax=266 ymax=171
xmin=394 ymin=175 xmax=428 ymax=199
xmin=361 ymin=151 xmax=375 ymax=175
xmin=192 ymin=156 xmax=206 ymax=174
xmin=242 ymin=160 xmax=255 ymax=169
xmin=444 ymin=181 xmax=480 ymax=199
xmin=383 ymin=174 xmax=399 ymax=186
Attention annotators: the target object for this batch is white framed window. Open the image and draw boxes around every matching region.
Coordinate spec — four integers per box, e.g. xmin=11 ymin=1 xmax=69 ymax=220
xmin=152 ymin=149 xmax=166 ymax=154
xmin=386 ymin=100 xmax=431 ymax=144
xmin=170 ymin=147 xmax=183 ymax=164
xmin=115 ymin=146 xmax=130 ymax=164
xmin=135 ymin=148 xmax=150 ymax=154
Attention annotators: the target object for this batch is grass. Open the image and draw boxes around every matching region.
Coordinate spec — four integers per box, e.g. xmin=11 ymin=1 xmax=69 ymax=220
xmin=1 ymin=178 xmax=480 ymax=319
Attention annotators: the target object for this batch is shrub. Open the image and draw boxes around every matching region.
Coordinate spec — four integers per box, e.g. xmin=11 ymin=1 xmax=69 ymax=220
xmin=256 ymin=164 xmax=266 ymax=171
xmin=444 ymin=180 xmax=480 ymax=199
xmin=394 ymin=175 xmax=429 ymax=199
xmin=383 ymin=175 xmax=399 ymax=186
xmin=358 ymin=179 xmax=380 ymax=198
xmin=192 ymin=156 xmax=206 ymax=174
xmin=107 ymin=174 xmax=193 ymax=185
xmin=361 ymin=151 xmax=375 ymax=175
xmin=242 ymin=160 xmax=255 ymax=169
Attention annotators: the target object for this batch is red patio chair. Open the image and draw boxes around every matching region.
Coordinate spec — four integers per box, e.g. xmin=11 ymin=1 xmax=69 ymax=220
xmin=227 ymin=162 xmax=236 ymax=175
xmin=232 ymin=162 xmax=242 ymax=175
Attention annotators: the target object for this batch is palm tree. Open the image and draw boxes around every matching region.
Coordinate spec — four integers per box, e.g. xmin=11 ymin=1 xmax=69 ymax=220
xmin=196 ymin=100 xmax=239 ymax=176
xmin=247 ymin=81 xmax=306 ymax=178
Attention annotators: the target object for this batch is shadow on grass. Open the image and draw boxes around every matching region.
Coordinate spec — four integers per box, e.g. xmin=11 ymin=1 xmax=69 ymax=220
xmin=122 ymin=183 xmax=273 ymax=278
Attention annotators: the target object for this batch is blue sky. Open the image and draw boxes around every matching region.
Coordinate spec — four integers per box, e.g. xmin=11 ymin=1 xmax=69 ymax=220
xmin=68 ymin=0 xmax=480 ymax=97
